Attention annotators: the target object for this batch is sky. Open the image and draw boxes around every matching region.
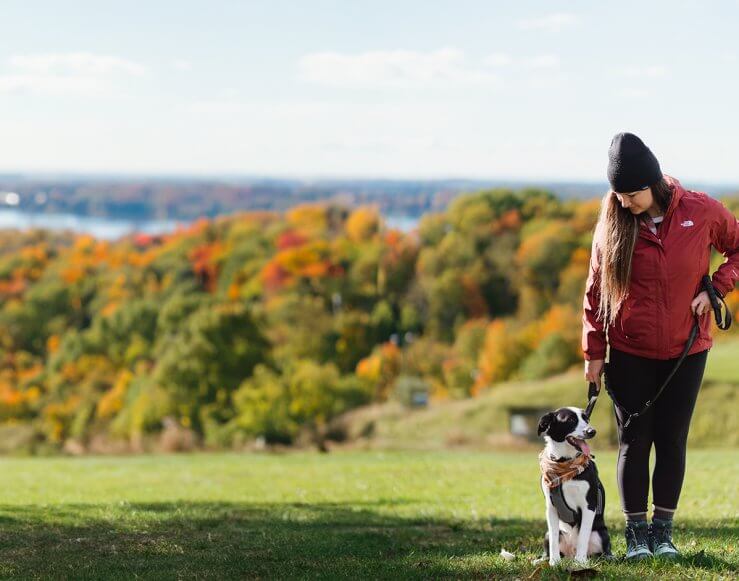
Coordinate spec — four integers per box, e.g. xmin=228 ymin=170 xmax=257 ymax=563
xmin=2 ymin=0 xmax=739 ymax=183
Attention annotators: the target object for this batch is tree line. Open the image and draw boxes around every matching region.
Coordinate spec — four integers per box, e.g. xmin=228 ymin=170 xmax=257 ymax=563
xmin=0 ymin=188 xmax=736 ymax=452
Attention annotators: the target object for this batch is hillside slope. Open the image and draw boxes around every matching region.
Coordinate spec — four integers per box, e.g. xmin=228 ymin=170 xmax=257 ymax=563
xmin=331 ymin=336 xmax=739 ymax=450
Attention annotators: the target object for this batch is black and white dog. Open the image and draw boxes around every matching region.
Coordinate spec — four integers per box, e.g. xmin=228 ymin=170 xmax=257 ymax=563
xmin=537 ymin=407 xmax=611 ymax=565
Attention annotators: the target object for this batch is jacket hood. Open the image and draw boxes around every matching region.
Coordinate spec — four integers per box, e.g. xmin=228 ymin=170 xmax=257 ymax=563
xmin=663 ymin=174 xmax=685 ymax=216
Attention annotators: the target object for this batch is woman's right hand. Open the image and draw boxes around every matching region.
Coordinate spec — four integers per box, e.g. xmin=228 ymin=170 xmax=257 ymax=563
xmin=584 ymin=359 xmax=605 ymax=391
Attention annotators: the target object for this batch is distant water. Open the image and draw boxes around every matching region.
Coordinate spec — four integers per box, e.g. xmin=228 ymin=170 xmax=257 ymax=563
xmin=384 ymin=215 xmax=420 ymax=232
xmin=0 ymin=209 xmax=420 ymax=239
xmin=0 ymin=209 xmax=181 ymax=240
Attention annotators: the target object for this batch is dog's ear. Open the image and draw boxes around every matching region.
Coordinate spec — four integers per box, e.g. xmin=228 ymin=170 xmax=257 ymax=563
xmin=537 ymin=412 xmax=554 ymax=436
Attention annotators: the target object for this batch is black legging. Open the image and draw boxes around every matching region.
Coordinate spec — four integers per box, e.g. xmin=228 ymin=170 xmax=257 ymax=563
xmin=604 ymin=347 xmax=709 ymax=514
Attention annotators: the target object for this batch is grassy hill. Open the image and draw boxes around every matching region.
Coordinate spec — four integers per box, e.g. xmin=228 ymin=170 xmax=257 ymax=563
xmin=330 ymin=336 xmax=739 ymax=450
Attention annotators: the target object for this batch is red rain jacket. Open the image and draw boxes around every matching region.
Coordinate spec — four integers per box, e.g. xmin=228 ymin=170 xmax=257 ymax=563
xmin=582 ymin=175 xmax=738 ymax=361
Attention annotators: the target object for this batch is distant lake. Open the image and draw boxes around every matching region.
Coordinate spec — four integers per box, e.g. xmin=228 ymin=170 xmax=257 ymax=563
xmin=0 ymin=209 xmax=420 ymax=240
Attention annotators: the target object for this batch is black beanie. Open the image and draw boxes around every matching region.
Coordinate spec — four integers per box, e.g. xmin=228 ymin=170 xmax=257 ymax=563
xmin=607 ymin=132 xmax=663 ymax=193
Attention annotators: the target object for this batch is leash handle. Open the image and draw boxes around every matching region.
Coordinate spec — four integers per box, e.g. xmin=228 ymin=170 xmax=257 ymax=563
xmin=584 ymin=381 xmax=600 ymax=420
xmin=701 ymin=275 xmax=732 ymax=330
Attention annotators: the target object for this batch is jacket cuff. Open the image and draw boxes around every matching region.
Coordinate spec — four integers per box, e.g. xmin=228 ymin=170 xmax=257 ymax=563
xmin=711 ymin=280 xmax=730 ymax=299
xmin=584 ymin=351 xmax=606 ymax=361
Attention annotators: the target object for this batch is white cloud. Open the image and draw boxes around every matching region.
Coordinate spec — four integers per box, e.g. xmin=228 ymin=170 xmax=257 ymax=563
xmin=298 ymin=48 xmax=500 ymax=88
xmin=173 ymin=59 xmax=192 ymax=71
xmin=9 ymin=52 xmax=146 ymax=76
xmin=0 ymin=52 xmax=146 ymax=96
xmin=0 ymin=74 xmax=107 ymax=96
xmin=619 ymin=88 xmax=651 ymax=99
xmin=483 ymin=53 xmax=513 ymax=67
xmin=523 ymin=55 xmax=560 ymax=69
xmin=518 ymin=13 xmax=578 ymax=32
xmin=621 ymin=65 xmax=668 ymax=78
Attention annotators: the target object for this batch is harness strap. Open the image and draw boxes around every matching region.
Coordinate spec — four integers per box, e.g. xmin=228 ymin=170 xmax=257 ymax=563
xmin=550 ymin=485 xmax=579 ymax=525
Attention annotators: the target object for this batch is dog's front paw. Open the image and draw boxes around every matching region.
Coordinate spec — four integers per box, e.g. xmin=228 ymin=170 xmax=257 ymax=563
xmin=548 ymin=556 xmax=561 ymax=566
xmin=574 ymin=556 xmax=589 ymax=566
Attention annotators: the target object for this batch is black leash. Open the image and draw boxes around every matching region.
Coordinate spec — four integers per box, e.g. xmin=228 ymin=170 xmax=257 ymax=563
xmin=584 ymin=275 xmax=732 ymax=428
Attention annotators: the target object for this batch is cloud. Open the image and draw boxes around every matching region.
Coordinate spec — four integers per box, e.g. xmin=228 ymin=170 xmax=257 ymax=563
xmin=173 ymin=59 xmax=192 ymax=71
xmin=618 ymin=88 xmax=651 ymax=99
xmin=518 ymin=13 xmax=578 ymax=32
xmin=0 ymin=74 xmax=106 ymax=96
xmin=9 ymin=52 xmax=146 ymax=76
xmin=298 ymin=48 xmax=500 ymax=88
xmin=483 ymin=53 xmax=513 ymax=67
xmin=523 ymin=55 xmax=560 ymax=69
xmin=0 ymin=52 xmax=146 ymax=96
xmin=620 ymin=65 xmax=668 ymax=78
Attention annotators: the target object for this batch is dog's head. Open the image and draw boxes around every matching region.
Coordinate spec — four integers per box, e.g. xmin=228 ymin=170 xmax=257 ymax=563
xmin=538 ymin=407 xmax=596 ymax=457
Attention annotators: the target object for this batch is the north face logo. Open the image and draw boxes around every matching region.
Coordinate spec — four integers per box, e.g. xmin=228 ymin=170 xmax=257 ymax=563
xmin=681 ymin=220 xmax=694 ymax=227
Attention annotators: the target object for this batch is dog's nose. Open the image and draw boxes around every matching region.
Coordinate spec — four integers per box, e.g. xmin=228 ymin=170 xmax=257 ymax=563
xmin=585 ymin=427 xmax=596 ymax=438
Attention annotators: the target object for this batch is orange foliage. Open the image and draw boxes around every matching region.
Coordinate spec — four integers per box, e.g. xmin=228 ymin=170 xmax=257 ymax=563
xmin=0 ymin=277 xmax=26 ymax=297
xmin=260 ymin=261 xmax=292 ymax=291
xmin=492 ymin=208 xmax=522 ymax=234
xmin=227 ymin=282 xmax=241 ymax=301
xmin=188 ymin=240 xmax=226 ymax=292
xmin=473 ymin=319 xmax=509 ymax=395
xmin=61 ymin=265 xmax=87 ymax=284
xmin=101 ymin=302 xmax=120 ymax=317
xmin=355 ymin=341 xmax=401 ymax=401
xmin=47 ymin=335 xmax=60 ymax=354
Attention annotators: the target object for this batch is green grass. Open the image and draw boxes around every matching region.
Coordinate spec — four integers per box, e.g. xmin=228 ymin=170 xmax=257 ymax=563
xmin=0 ymin=450 xmax=736 ymax=579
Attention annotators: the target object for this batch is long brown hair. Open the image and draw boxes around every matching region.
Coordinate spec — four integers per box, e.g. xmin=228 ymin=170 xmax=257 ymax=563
xmin=594 ymin=177 xmax=673 ymax=326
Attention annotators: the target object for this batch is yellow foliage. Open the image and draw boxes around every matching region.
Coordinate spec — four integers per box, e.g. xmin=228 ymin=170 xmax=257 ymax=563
xmin=42 ymin=394 xmax=82 ymax=443
xmin=25 ymin=386 xmax=41 ymax=404
xmin=274 ymin=241 xmax=332 ymax=278
xmin=97 ymin=369 xmax=133 ymax=419
xmin=515 ymin=222 xmax=566 ymax=265
xmin=286 ymin=204 xmax=328 ymax=233
xmin=345 ymin=206 xmax=380 ymax=242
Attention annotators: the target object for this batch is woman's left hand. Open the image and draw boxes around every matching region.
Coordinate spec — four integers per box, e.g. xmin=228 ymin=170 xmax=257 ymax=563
xmin=691 ymin=291 xmax=711 ymax=316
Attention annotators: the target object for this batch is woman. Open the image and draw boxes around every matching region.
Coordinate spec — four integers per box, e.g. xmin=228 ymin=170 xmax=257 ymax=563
xmin=582 ymin=132 xmax=738 ymax=560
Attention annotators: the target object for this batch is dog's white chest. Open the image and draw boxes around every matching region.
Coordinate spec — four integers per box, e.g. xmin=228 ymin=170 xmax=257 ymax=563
xmin=561 ymin=479 xmax=590 ymax=510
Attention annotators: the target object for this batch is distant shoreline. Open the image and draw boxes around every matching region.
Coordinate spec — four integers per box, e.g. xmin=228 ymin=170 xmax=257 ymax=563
xmin=0 ymin=208 xmax=421 ymax=240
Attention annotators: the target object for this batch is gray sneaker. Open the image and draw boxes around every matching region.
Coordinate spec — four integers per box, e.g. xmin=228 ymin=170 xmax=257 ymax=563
xmin=625 ymin=520 xmax=652 ymax=561
xmin=649 ymin=518 xmax=679 ymax=559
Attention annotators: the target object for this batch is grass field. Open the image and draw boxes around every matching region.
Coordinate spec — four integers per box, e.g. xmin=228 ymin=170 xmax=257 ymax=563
xmin=0 ymin=450 xmax=736 ymax=579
